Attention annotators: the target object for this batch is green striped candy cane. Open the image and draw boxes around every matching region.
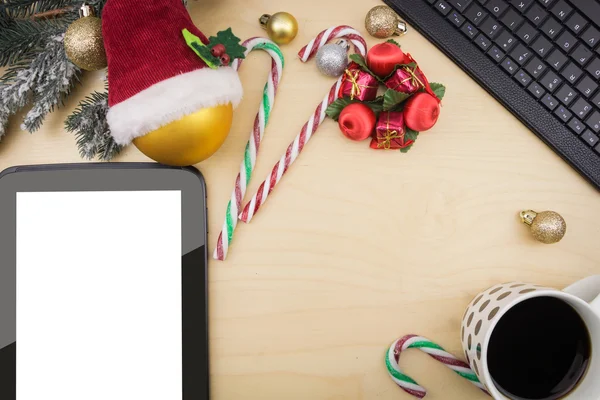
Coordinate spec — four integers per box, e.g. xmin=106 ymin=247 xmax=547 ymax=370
xmin=386 ymin=334 xmax=489 ymax=398
xmin=213 ymin=38 xmax=284 ymax=261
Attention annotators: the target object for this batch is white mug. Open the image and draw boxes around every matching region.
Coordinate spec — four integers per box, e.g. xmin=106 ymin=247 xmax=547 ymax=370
xmin=460 ymin=276 xmax=600 ymax=400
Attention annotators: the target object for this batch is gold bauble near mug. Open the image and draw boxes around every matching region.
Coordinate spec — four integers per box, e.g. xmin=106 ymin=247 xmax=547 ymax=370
xmin=259 ymin=12 xmax=299 ymax=45
xmin=64 ymin=4 xmax=107 ymax=71
xmin=133 ymin=104 xmax=233 ymax=166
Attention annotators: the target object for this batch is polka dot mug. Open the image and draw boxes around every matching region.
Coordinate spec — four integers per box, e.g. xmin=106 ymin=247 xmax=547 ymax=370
xmin=461 ymin=276 xmax=600 ymax=400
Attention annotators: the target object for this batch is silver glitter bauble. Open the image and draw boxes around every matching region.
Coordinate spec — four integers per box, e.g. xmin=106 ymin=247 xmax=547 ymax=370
xmin=315 ymin=40 xmax=350 ymax=77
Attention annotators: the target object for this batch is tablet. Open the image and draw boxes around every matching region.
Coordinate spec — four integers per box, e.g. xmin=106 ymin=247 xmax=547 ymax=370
xmin=0 ymin=163 xmax=209 ymax=400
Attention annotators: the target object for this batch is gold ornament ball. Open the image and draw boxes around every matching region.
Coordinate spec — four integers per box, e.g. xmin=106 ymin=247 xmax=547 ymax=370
xmin=520 ymin=210 xmax=567 ymax=244
xmin=259 ymin=12 xmax=298 ymax=45
xmin=133 ymin=104 xmax=233 ymax=166
xmin=365 ymin=5 xmax=407 ymax=39
xmin=64 ymin=16 xmax=107 ymax=71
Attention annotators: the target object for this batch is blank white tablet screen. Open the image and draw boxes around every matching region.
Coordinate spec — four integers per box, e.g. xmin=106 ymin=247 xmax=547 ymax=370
xmin=16 ymin=191 xmax=182 ymax=400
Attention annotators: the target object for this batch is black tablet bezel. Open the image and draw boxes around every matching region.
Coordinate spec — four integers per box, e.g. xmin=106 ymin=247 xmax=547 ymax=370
xmin=0 ymin=163 xmax=209 ymax=400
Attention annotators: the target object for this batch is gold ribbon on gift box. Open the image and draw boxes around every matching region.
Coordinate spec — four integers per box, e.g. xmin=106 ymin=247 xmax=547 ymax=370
xmin=344 ymin=69 xmax=378 ymax=100
xmin=378 ymin=113 xmax=405 ymax=150
xmin=399 ymin=65 xmax=425 ymax=90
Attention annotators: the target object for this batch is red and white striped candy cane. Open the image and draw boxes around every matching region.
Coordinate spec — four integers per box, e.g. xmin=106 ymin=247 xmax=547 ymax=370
xmin=298 ymin=25 xmax=367 ymax=62
xmin=238 ymin=26 xmax=367 ymax=223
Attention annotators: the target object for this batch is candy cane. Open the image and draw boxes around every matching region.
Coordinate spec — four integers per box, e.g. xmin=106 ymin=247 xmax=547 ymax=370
xmin=386 ymin=335 xmax=489 ymax=399
xmin=213 ymin=38 xmax=284 ymax=261
xmin=238 ymin=27 xmax=367 ymax=223
xmin=298 ymin=25 xmax=367 ymax=62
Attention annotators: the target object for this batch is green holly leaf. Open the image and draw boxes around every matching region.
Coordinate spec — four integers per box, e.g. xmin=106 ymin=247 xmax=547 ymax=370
xmin=404 ymin=128 xmax=419 ymax=141
xmin=349 ymin=54 xmax=371 ymax=74
xmin=430 ymin=82 xmax=446 ymax=101
xmin=208 ymin=28 xmax=246 ymax=61
xmin=400 ymin=143 xmax=414 ymax=153
xmin=183 ymin=29 xmax=220 ymax=69
xmin=383 ymin=89 xmax=412 ymax=111
xmin=325 ymin=96 xmax=384 ymax=121
xmin=386 ymin=38 xmax=401 ymax=48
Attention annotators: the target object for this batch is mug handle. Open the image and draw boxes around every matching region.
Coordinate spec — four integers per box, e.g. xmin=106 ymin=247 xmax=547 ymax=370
xmin=563 ymin=275 xmax=600 ymax=314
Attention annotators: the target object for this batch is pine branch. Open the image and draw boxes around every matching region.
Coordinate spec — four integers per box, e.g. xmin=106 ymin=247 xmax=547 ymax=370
xmin=0 ymin=17 xmax=70 ymax=66
xmin=65 ymin=87 xmax=122 ymax=161
xmin=0 ymin=0 xmax=73 ymax=19
xmin=21 ymin=35 xmax=81 ymax=132
xmin=0 ymin=34 xmax=81 ymax=139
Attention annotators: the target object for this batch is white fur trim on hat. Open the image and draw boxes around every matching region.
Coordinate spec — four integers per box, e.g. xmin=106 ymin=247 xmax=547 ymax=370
xmin=107 ymin=67 xmax=243 ymax=145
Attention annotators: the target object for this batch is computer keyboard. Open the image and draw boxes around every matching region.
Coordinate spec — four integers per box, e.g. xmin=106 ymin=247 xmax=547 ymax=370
xmin=383 ymin=0 xmax=600 ymax=190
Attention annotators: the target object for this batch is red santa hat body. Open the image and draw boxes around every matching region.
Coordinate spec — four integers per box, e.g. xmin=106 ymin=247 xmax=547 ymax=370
xmin=102 ymin=0 xmax=243 ymax=145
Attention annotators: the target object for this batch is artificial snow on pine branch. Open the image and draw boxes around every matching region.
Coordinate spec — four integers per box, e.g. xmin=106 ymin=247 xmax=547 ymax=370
xmin=65 ymin=88 xmax=122 ymax=161
xmin=0 ymin=34 xmax=81 ymax=138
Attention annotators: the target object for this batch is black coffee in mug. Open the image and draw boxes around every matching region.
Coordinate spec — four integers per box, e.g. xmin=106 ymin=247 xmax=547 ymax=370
xmin=487 ymin=296 xmax=591 ymax=400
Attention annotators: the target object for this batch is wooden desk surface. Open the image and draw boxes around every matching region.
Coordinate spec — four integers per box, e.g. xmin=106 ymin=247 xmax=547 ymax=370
xmin=2 ymin=0 xmax=600 ymax=398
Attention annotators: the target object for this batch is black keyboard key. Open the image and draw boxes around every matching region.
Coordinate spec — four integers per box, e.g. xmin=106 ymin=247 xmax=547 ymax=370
xmin=448 ymin=0 xmax=473 ymax=11
xmin=568 ymin=117 xmax=586 ymax=134
xmin=565 ymin=12 xmax=587 ymax=35
xmin=531 ymin=35 xmax=553 ymax=58
xmin=501 ymin=8 xmax=524 ymax=32
xmin=475 ymin=33 xmax=492 ymax=50
xmin=527 ymin=82 xmax=546 ymax=98
xmin=516 ymin=22 xmax=538 ymax=44
xmin=546 ymin=49 xmax=568 ymax=71
xmin=525 ymin=3 xmax=548 ymax=26
xmin=514 ymin=69 xmax=532 ymax=86
xmin=586 ymin=111 xmax=600 ymax=133
xmin=487 ymin=45 xmax=505 ymax=61
xmin=461 ymin=22 xmax=480 ymax=38
xmin=549 ymin=0 xmax=572 ymax=21
xmin=501 ymin=57 xmax=519 ymax=74
xmin=561 ymin=62 xmax=583 ymax=83
xmin=510 ymin=43 xmax=532 ymax=65
xmin=525 ymin=56 xmax=547 ymax=77
xmin=592 ymin=92 xmax=600 ymax=108
xmin=569 ymin=0 xmax=600 ymax=25
xmin=554 ymin=105 xmax=572 ymax=122
xmin=581 ymin=26 xmax=600 ymax=49
xmin=541 ymin=93 xmax=559 ymax=110
xmin=485 ymin=0 xmax=508 ymax=17
xmin=448 ymin=10 xmax=466 ymax=26
xmin=511 ymin=0 xmax=534 ymax=10
xmin=576 ymin=76 xmax=598 ymax=99
xmin=541 ymin=17 xmax=562 ymax=39
xmin=480 ymin=17 xmax=503 ymax=38
xmin=435 ymin=1 xmax=453 ymax=15
xmin=570 ymin=98 xmax=593 ymax=119
xmin=556 ymin=31 xmax=577 ymax=54
xmin=570 ymin=45 xmax=593 ymax=67
xmin=539 ymin=70 xmax=562 ymax=92
xmin=586 ymin=58 xmax=600 ymax=79
xmin=538 ymin=0 xmax=556 ymax=8
xmin=581 ymin=130 xmax=599 ymax=146
xmin=494 ymin=30 xmax=517 ymax=52
xmin=556 ymin=84 xmax=578 ymax=105
xmin=464 ymin=3 xmax=488 ymax=25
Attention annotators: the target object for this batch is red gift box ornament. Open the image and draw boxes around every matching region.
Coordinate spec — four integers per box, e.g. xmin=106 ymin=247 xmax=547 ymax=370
xmin=385 ymin=64 xmax=426 ymax=94
xmin=340 ymin=64 xmax=379 ymax=101
xmin=371 ymin=111 xmax=413 ymax=150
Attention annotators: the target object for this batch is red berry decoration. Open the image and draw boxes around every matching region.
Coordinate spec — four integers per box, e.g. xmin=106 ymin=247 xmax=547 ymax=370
xmin=338 ymin=103 xmax=376 ymax=141
xmin=220 ymin=53 xmax=231 ymax=66
xmin=366 ymin=43 xmax=406 ymax=78
xmin=403 ymin=92 xmax=441 ymax=132
xmin=211 ymin=43 xmax=226 ymax=57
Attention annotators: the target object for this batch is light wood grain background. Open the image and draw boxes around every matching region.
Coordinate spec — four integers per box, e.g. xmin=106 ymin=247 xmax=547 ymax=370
xmin=2 ymin=0 xmax=600 ymax=398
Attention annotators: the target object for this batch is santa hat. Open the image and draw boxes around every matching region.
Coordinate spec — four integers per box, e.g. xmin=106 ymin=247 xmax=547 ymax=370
xmin=102 ymin=0 xmax=243 ymax=145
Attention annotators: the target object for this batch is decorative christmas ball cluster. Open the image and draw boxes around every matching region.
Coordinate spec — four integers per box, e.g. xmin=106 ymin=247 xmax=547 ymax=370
xmin=325 ymin=40 xmax=446 ymax=153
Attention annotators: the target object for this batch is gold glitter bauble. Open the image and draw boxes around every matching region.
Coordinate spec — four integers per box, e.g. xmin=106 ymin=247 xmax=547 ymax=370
xmin=520 ymin=210 xmax=567 ymax=244
xmin=134 ymin=104 xmax=233 ymax=166
xmin=259 ymin=12 xmax=298 ymax=45
xmin=64 ymin=15 xmax=107 ymax=71
xmin=365 ymin=5 xmax=407 ymax=39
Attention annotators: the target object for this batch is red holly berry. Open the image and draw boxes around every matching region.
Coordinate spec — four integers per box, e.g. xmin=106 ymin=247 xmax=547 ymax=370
xmin=211 ymin=44 xmax=226 ymax=57
xmin=220 ymin=53 xmax=231 ymax=66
